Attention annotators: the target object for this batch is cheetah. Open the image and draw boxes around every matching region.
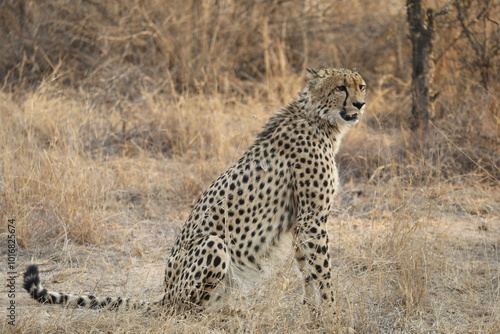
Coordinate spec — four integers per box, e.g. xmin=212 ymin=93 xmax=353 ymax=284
xmin=24 ymin=67 xmax=367 ymax=317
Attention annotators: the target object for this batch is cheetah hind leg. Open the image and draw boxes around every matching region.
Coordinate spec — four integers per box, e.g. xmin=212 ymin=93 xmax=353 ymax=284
xmin=164 ymin=235 xmax=230 ymax=313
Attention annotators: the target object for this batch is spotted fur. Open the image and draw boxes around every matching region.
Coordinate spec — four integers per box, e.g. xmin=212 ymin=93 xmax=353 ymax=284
xmin=24 ymin=68 xmax=366 ymax=316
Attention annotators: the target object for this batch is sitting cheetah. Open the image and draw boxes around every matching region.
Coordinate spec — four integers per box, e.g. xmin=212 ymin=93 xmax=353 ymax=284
xmin=24 ymin=67 xmax=366 ymax=317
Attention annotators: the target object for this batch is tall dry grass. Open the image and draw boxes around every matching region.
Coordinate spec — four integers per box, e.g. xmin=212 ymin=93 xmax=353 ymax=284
xmin=0 ymin=0 xmax=498 ymax=333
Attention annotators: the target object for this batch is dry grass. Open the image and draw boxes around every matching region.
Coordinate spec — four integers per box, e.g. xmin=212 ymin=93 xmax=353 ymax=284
xmin=1 ymin=0 xmax=499 ymax=333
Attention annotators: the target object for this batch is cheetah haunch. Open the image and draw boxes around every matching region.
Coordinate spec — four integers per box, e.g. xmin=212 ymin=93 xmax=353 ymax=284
xmin=25 ymin=68 xmax=366 ymax=317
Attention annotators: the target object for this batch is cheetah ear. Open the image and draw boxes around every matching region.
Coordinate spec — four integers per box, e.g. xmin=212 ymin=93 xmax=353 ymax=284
xmin=306 ymin=67 xmax=319 ymax=76
xmin=306 ymin=68 xmax=321 ymax=86
xmin=350 ymin=67 xmax=358 ymax=72
xmin=306 ymin=67 xmax=319 ymax=79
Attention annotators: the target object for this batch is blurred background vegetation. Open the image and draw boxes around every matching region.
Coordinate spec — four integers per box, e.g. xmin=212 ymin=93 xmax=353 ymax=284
xmin=1 ymin=1 xmax=497 ymax=177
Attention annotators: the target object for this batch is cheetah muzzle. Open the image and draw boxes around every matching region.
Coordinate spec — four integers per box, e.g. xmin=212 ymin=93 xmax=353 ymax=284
xmin=24 ymin=67 xmax=367 ymax=318
xmin=340 ymin=110 xmax=359 ymax=122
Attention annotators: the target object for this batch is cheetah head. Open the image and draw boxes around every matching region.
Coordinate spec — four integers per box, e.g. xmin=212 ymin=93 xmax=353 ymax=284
xmin=305 ymin=67 xmax=366 ymax=127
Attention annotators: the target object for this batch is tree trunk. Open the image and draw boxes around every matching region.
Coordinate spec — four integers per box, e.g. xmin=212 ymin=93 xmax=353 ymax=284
xmin=407 ymin=0 xmax=435 ymax=131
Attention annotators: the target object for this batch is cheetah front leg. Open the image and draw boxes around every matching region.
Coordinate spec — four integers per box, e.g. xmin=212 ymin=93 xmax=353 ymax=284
xmin=294 ymin=214 xmax=334 ymax=318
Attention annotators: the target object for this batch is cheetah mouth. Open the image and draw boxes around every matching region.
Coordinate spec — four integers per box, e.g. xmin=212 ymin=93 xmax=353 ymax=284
xmin=340 ymin=110 xmax=359 ymax=122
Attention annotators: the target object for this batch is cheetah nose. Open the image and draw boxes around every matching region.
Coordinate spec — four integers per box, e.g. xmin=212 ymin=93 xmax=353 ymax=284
xmin=353 ymin=102 xmax=365 ymax=110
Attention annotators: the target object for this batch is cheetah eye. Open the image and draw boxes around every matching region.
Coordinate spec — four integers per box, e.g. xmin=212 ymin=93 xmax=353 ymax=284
xmin=359 ymin=85 xmax=366 ymax=91
xmin=337 ymin=85 xmax=346 ymax=92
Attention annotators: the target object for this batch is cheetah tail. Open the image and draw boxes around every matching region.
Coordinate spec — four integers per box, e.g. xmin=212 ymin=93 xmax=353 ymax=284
xmin=23 ymin=264 xmax=159 ymax=311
